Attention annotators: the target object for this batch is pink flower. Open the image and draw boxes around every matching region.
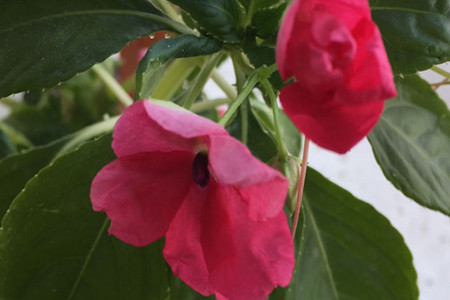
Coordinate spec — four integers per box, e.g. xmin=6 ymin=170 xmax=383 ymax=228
xmin=276 ymin=0 xmax=397 ymax=153
xmin=90 ymin=100 xmax=294 ymax=299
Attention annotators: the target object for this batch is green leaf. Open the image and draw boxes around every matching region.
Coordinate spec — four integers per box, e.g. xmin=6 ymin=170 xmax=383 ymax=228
xmin=272 ymin=168 xmax=418 ymax=300
xmin=368 ymin=74 xmax=450 ymax=216
xmin=251 ymin=99 xmax=302 ymax=157
xmin=251 ymin=2 xmax=286 ymax=39
xmin=0 ymin=136 xmax=71 ymax=221
xmin=0 ymin=134 xmax=170 ymax=299
xmin=135 ymin=34 xmax=221 ymax=99
xmin=0 ymin=0 xmax=177 ymax=97
xmin=169 ymin=0 xmax=241 ymax=43
xmin=370 ymin=0 xmax=450 ymax=74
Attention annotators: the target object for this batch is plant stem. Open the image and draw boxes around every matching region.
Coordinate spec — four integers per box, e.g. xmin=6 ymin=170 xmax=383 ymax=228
xmin=232 ymin=53 xmax=250 ymax=144
xmin=431 ymin=66 xmax=450 ymax=79
xmin=218 ymin=72 xmax=258 ymax=127
xmin=260 ymin=78 xmax=288 ymax=160
xmin=244 ymin=0 xmax=256 ymax=28
xmin=52 ymin=116 xmax=119 ymax=161
xmin=190 ymin=98 xmax=232 ymax=113
xmin=91 ymin=64 xmax=133 ymax=107
xmin=211 ymin=69 xmax=237 ymax=100
xmin=183 ymin=52 xmax=223 ymax=109
xmin=291 ymin=138 xmax=310 ymax=238
xmin=152 ymin=57 xmax=202 ymax=100
xmin=154 ymin=0 xmax=182 ymax=22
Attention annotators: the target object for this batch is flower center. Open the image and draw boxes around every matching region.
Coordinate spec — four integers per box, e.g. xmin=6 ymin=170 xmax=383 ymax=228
xmin=192 ymin=152 xmax=210 ymax=187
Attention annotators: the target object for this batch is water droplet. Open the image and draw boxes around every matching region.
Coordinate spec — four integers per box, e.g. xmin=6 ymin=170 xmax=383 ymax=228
xmin=149 ymin=34 xmax=155 ymax=39
xmin=164 ymin=33 xmax=171 ymax=39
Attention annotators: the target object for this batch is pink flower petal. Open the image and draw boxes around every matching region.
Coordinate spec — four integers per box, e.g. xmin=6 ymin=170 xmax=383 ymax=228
xmin=280 ymin=82 xmax=384 ymax=153
xmin=90 ymin=151 xmax=194 ymax=246
xmin=113 ymin=101 xmax=197 ymax=157
xmin=143 ymin=101 xmax=227 ymax=139
xmin=208 ymin=135 xmax=289 ymax=220
xmin=200 ymin=183 xmax=294 ymax=300
xmin=163 ymin=185 xmax=215 ymax=296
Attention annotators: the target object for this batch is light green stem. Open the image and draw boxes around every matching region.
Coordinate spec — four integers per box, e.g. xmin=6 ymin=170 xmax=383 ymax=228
xmin=152 ymin=57 xmax=202 ymax=100
xmin=431 ymin=66 xmax=450 ymax=79
xmin=91 ymin=64 xmax=133 ymax=107
xmin=154 ymin=0 xmax=183 ymax=22
xmin=211 ymin=69 xmax=237 ymax=100
xmin=190 ymin=98 xmax=232 ymax=113
xmin=218 ymin=72 xmax=258 ymax=127
xmin=244 ymin=0 xmax=256 ymax=27
xmin=232 ymin=54 xmax=249 ymax=144
xmin=261 ymin=78 xmax=288 ymax=160
xmin=53 ymin=116 xmax=119 ymax=161
xmin=183 ymin=52 xmax=224 ymax=109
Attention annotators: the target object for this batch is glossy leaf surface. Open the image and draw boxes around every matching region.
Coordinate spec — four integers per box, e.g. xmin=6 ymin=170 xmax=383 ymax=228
xmin=370 ymin=0 xmax=450 ymax=74
xmin=0 ymin=0 xmax=176 ymax=97
xmin=169 ymin=0 xmax=241 ymax=43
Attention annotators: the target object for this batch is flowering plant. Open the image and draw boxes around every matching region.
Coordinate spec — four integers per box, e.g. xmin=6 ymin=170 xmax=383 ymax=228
xmin=0 ymin=0 xmax=449 ymax=299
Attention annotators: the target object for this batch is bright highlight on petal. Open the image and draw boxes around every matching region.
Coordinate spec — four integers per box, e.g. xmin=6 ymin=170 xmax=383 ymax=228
xmin=90 ymin=100 xmax=295 ymax=299
xmin=276 ymin=0 xmax=397 ymax=153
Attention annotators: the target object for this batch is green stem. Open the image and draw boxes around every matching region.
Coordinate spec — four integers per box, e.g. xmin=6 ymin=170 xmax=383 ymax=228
xmin=154 ymin=0 xmax=183 ymax=22
xmin=91 ymin=64 xmax=133 ymax=107
xmin=244 ymin=0 xmax=256 ymax=28
xmin=152 ymin=57 xmax=202 ymax=100
xmin=261 ymin=78 xmax=288 ymax=160
xmin=52 ymin=116 xmax=119 ymax=161
xmin=190 ymin=98 xmax=232 ymax=113
xmin=431 ymin=66 xmax=450 ymax=79
xmin=291 ymin=138 xmax=310 ymax=238
xmin=218 ymin=72 xmax=258 ymax=127
xmin=211 ymin=69 xmax=237 ymax=100
xmin=183 ymin=52 xmax=223 ymax=109
xmin=232 ymin=53 xmax=249 ymax=144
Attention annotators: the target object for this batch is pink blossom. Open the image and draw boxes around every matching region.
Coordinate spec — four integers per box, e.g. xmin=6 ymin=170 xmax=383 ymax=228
xmin=276 ymin=0 xmax=397 ymax=153
xmin=90 ymin=100 xmax=294 ymax=299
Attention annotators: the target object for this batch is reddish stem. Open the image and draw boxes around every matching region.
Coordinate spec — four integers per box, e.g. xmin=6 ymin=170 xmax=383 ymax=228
xmin=291 ymin=138 xmax=310 ymax=238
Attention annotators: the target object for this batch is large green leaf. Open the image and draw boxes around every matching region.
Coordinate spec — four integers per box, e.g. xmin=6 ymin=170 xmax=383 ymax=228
xmin=0 ymin=136 xmax=71 ymax=221
xmin=0 ymin=134 xmax=170 ymax=299
xmin=370 ymin=0 xmax=450 ymax=74
xmin=368 ymin=74 xmax=450 ymax=216
xmin=135 ymin=34 xmax=221 ymax=99
xmin=272 ymin=168 xmax=418 ymax=299
xmin=0 ymin=0 xmax=178 ymax=97
xmin=168 ymin=0 xmax=241 ymax=43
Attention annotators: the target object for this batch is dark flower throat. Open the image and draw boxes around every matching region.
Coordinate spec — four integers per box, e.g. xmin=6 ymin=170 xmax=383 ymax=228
xmin=192 ymin=152 xmax=210 ymax=187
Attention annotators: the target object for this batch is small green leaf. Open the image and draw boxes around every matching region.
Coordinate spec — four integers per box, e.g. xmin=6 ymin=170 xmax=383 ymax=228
xmin=251 ymin=2 xmax=286 ymax=39
xmin=272 ymin=168 xmax=418 ymax=300
xmin=0 ymin=135 xmax=170 ymax=299
xmin=0 ymin=0 xmax=177 ymax=97
xmin=169 ymin=0 xmax=241 ymax=43
xmin=370 ymin=0 xmax=450 ymax=74
xmin=135 ymin=35 xmax=221 ymax=99
xmin=368 ymin=74 xmax=450 ymax=216
xmin=0 ymin=135 xmax=70 ymax=221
